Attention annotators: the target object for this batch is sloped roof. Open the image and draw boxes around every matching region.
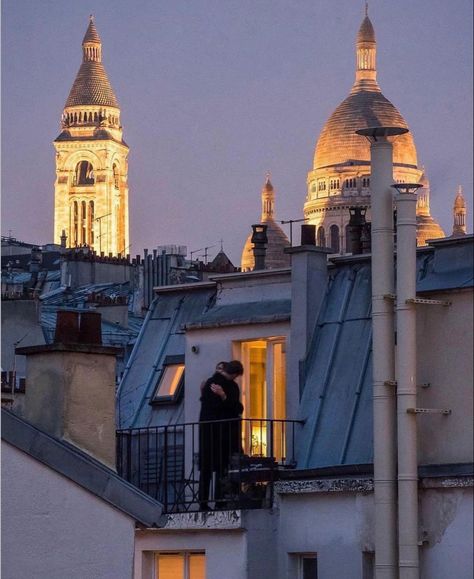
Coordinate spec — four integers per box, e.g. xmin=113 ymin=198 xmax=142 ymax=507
xmin=1 ymin=409 xmax=164 ymax=527
xmin=118 ymin=286 xmax=216 ymax=428
xmin=296 ymin=236 xmax=474 ymax=469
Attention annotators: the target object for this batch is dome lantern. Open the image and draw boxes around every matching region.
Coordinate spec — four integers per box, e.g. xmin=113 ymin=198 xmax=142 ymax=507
xmin=353 ymin=5 xmax=378 ymax=93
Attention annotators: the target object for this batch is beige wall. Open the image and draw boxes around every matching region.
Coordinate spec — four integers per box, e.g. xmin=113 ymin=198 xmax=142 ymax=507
xmin=417 ymin=289 xmax=474 ymax=465
xmin=23 ymin=350 xmax=117 ymax=468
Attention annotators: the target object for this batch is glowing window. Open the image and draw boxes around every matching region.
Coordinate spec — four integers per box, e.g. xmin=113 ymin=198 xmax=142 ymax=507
xmin=155 ymin=552 xmax=205 ymax=579
xmin=240 ymin=338 xmax=287 ymax=460
xmin=152 ymin=356 xmax=185 ymax=404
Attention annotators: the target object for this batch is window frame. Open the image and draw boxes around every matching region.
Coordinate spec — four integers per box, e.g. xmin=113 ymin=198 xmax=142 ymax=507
xmin=150 ymin=355 xmax=185 ymax=405
xmin=154 ymin=551 xmax=205 ymax=579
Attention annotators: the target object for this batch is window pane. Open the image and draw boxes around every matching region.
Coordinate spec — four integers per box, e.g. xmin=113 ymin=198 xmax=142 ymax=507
xmin=155 ymin=364 xmax=184 ymax=398
xmin=302 ymin=556 xmax=318 ymax=579
xmin=189 ymin=553 xmax=206 ymax=579
xmin=157 ymin=554 xmax=184 ymax=579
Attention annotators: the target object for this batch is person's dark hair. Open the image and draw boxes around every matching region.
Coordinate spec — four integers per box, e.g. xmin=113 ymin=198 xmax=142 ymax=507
xmin=225 ymin=360 xmax=244 ymax=376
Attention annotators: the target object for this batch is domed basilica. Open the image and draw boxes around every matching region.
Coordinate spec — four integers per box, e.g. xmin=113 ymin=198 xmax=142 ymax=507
xmin=304 ymin=8 xmax=444 ymax=252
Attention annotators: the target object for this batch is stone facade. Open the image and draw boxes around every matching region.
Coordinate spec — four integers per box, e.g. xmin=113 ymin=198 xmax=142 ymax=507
xmin=53 ymin=17 xmax=129 ymax=257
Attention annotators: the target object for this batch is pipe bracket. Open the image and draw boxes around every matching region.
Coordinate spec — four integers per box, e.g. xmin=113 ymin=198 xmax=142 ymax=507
xmin=407 ymin=408 xmax=451 ymax=415
xmin=406 ymin=297 xmax=452 ymax=306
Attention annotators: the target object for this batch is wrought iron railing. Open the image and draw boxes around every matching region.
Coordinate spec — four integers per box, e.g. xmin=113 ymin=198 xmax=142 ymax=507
xmin=116 ymin=418 xmax=302 ymax=513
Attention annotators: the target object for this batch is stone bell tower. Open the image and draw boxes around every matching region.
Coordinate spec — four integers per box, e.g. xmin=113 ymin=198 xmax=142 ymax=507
xmin=54 ymin=16 xmax=129 ymax=256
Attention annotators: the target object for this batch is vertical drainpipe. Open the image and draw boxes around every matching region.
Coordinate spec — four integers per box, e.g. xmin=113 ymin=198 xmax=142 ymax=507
xmin=393 ymin=183 xmax=421 ymax=579
xmin=356 ymin=126 xmax=408 ymax=579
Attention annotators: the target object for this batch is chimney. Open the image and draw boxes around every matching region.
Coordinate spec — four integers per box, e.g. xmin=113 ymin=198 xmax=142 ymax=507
xmin=60 ymin=229 xmax=67 ymax=249
xmin=300 ymin=224 xmax=316 ymax=246
xmin=29 ymin=246 xmax=42 ymax=289
xmin=251 ymin=224 xmax=268 ymax=271
xmin=285 ymin=227 xmax=332 ymax=415
xmin=16 ymin=310 xmax=118 ymax=469
xmin=347 ymin=206 xmax=368 ymax=254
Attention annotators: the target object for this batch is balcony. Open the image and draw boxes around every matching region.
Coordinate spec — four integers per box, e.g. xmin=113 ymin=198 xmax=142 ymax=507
xmin=116 ymin=418 xmax=302 ymax=513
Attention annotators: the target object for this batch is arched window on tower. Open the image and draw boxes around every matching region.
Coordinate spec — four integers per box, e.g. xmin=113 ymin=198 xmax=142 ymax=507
xmin=317 ymin=226 xmax=326 ymax=247
xmin=113 ymin=163 xmax=119 ymax=189
xmin=330 ymin=224 xmax=340 ymax=253
xmin=81 ymin=201 xmax=87 ymax=245
xmin=73 ymin=201 xmax=79 ymax=246
xmin=89 ymin=201 xmax=95 ymax=246
xmin=75 ymin=161 xmax=95 ymax=185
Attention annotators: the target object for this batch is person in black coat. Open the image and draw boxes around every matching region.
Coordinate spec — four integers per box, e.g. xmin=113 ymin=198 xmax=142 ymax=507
xmin=198 ymin=360 xmax=244 ymax=509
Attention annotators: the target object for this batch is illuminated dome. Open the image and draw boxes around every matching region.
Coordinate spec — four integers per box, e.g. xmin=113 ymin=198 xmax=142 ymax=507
xmin=241 ymin=177 xmax=290 ymax=272
xmin=304 ymin=9 xmax=445 ymax=250
xmin=313 ymin=12 xmax=417 ymax=171
xmin=313 ymin=91 xmax=418 ymax=170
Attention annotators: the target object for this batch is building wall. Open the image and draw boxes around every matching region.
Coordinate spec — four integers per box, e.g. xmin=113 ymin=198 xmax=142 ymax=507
xmin=275 ymin=485 xmax=473 ymax=579
xmin=421 ymin=487 xmax=473 ymax=578
xmin=23 ymin=350 xmax=117 ymax=468
xmin=276 ymin=491 xmax=374 ymax=579
xmin=1 ymin=442 xmax=135 ymax=579
xmin=134 ymin=527 xmax=247 ymax=579
xmin=417 ymin=289 xmax=474 ymax=465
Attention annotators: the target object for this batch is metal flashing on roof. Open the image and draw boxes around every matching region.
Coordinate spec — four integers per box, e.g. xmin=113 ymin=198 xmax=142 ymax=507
xmin=208 ymin=267 xmax=291 ymax=283
xmin=185 ymin=299 xmax=291 ymax=330
xmin=153 ymin=281 xmax=216 ymax=294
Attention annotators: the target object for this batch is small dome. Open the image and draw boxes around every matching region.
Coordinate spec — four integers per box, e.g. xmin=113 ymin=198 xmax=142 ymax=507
xmin=357 ymin=16 xmax=375 ymax=44
xmin=240 ymin=176 xmax=290 ymax=271
xmin=241 ymin=220 xmax=290 ymax=272
xmin=416 ymin=215 xmax=445 ymax=246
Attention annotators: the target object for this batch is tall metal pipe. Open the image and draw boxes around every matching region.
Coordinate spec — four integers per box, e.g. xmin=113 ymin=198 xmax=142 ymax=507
xmin=393 ymin=183 xmax=421 ymax=579
xmin=356 ymin=126 xmax=408 ymax=579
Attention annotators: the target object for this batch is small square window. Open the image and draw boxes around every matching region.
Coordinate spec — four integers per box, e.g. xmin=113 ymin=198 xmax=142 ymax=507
xmin=151 ymin=356 xmax=185 ymax=404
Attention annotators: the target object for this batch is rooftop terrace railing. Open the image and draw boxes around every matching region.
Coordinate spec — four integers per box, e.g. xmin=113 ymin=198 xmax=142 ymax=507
xmin=116 ymin=418 xmax=302 ymax=513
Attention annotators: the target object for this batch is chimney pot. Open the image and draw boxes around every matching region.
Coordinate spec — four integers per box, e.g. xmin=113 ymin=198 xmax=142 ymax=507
xmin=78 ymin=311 xmax=102 ymax=345
xmin=54 ymin=310 xmax=80 ymax=343
xmin=301 ymin=224 xmax=316 ymax=246
xmin=251 ymin=224 xmax=268 ymax=271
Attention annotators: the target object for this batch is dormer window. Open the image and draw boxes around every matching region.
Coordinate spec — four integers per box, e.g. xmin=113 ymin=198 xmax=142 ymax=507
xmin=151 ymin=355 xmax=185 ymax=405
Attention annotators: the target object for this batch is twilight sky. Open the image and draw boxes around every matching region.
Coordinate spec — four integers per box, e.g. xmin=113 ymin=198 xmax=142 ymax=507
xmin=2 ymin=0 xmax=473 ymax=264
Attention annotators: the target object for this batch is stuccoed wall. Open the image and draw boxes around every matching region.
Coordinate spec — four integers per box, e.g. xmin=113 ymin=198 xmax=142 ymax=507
xmin=276 ymin=490 xmax=374 ymax=579
xmin=417 ymin=289 xmax=474 ymax=465
xmin=274 ymin=484 xmax=473 ymax=579
xmin=421 ymin=487 xmax=473 ymax=578
xmin=135 ymin=525 xmax=247 ymax=579
xmin=1 ymin=442 xmax=135 ymax=579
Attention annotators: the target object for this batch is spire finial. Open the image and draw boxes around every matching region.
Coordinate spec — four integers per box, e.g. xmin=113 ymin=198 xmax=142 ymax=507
xmin=457 ymin=185 xmax=463 ymax=196
xmin=365 ymin=2 xmax=368 ymax=17
xmin=90 ymin=14 xmax=94 ymax=22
